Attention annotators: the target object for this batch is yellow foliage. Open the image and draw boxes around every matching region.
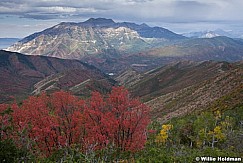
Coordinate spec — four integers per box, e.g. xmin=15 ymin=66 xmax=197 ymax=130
xmin=162 ymin=124 xmax=173 ymax=131
xmin=156 ymin=124 xmax=173 ymax=144
xmin=215 ymin=110 xmax=221 ymax=120
xmin=213 ymin=126 xmax=225 ymax=140
xmin=214 ymin=126 xmax=221 ymax=133
xmin=208 ymin=126 xmax=226 ymax=141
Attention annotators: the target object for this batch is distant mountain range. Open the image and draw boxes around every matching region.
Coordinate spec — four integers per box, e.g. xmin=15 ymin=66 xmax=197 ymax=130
xmin=4 ymin=18 xmax=243 ymax=75
xmin=0 ymin=50 xmax=115 ymax=103
xmin=183 ymin=29 xmax=243 ymax=39
xmin=6 ymin=18 xmax=184 ymax=60
xmin=0 ymin=38 xmax=20 ymax=49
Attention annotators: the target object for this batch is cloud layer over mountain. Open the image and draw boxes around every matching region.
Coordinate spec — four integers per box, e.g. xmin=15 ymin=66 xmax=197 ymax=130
xmin=1 ymin=0 xmax=243 ymax=37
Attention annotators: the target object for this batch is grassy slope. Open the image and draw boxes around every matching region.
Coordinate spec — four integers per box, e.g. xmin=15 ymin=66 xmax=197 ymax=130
xmin=117 ymin=60 xmax=243 ymax=123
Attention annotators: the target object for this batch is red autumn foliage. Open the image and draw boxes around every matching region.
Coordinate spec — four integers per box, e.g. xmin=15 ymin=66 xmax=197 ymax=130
xmin=84 ymin=87 xmax=150 ymax=152
xmin=0 ymin=104 xmax=12 ymax=140
xmin=0 ymin=87 xmax=150 ymax=156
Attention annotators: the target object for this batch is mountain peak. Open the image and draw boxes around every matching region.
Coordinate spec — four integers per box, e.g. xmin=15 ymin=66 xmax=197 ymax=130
xmin=6 ymin=18 xmax=186 ymax=59
xmin=140 ymin=23 xmax=149 ymax=27
xmin=82 ymin=18 xmax=115 ymax=27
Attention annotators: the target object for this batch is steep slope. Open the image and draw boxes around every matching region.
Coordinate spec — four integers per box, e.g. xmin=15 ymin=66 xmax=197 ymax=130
xmin=146 ymin=62 xmax=243 ymax=123
xmin=0 ymin=50 xmax=115 ymax=103
xmin=118 ymin=60 xmax=243 ymax=123
xmin=125 ymin=61 xmax=234 ymax=101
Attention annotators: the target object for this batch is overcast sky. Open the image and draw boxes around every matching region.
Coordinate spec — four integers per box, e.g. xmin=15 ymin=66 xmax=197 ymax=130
xmin=1 ymin=0 xmax=243 ymax=38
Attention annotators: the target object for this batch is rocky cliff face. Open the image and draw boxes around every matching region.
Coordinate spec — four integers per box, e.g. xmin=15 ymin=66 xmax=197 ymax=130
xmin=6 ymin=18 xmax=184 ymax=59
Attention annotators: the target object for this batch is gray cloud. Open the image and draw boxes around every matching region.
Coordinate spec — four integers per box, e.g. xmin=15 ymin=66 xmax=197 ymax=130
xmin=0 ymin=0 xmax=243 ymax=37
xmin=0 ymin=0 xmax=114 ymax=19
xmin=0 ymin=0 xmax=243 ymax=22
xmin=126 ymin=0 xmax=154 ymax=3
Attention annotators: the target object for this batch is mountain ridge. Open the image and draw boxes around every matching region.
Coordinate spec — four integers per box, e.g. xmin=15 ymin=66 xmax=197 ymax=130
xmin=0 ymin=50 xmax=115 ymax=103
xmin=116 ymin=60 xmax=243 ymax=123
xmin=6 ymin=18 xmax=185 ymax=60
